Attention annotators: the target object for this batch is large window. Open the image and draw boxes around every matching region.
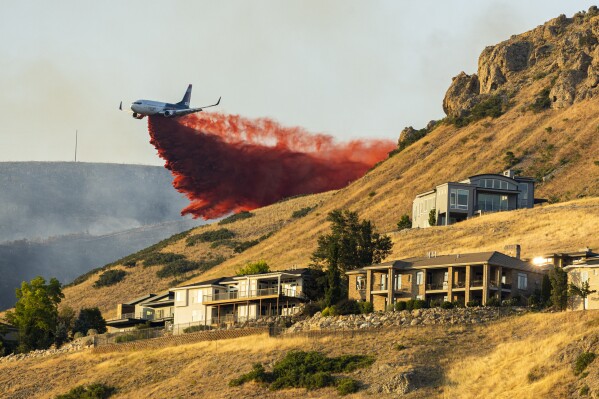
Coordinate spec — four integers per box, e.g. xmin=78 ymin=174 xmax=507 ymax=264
xmin=479 ymin=179 xmax=517 ymax=190
xmin=518 ymin=183 xmax=529 ymax=208
xmin=450 ymin=189 xmax=469 ymax=210
xmin=478 ymin=193 xmax=509 ymax=211
xmin=517 ymin=273 xmax=528 ymax=290
xmin=356 ymin=276 xmax=365 ymax=290
xmin=394 ymin=274 xmax=402 ymax=290
xmin=416 ymin=272 xmax=424 ymax=285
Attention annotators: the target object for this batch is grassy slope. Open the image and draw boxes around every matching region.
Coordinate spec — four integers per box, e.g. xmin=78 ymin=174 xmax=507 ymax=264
xmin=1 ymin=310 xmax=597 ymax=398
xmin=57 ymin=80 xmax=599 ymax=317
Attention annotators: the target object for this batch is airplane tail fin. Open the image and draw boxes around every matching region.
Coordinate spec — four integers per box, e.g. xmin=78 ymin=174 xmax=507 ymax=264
xmin=177 ymin=84 xmax=192 ymax=108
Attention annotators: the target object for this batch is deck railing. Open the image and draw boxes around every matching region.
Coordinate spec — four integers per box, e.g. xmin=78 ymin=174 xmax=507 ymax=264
xmin=426 ymin=282 xmax=448 ymax=291
xmin=203 ymin=287 xmax=303 ymax=302
xmin=115 ymin=307 xmax=174 ymax=321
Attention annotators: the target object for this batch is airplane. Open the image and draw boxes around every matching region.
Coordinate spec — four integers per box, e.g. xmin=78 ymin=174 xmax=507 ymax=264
xmin=119 ymin=84 xmax=220 ymax=119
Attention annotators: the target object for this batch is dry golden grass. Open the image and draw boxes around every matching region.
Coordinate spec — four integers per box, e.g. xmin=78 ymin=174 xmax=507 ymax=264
xmin=2 ymin=311 xmax=598 ymax=398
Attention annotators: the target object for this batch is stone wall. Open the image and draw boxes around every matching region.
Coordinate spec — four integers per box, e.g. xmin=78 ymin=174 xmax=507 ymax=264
xmin=0 ymin=336 xmax=94 ymax=364
xmin=286 ymin=307 xmax=528 ymax=333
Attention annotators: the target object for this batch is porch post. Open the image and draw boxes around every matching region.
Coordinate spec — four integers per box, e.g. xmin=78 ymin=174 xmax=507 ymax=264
xmin=388 ymin=268 xmax=393 ymax=307
xmin=366 ymin=269 xmax=372 ymax=303
xmin=447 ymin=266 xmax=453 ymax=302
xmin=465 ymin=265 xmax=471 ymax=304
xmin=482 ymin=263 xmax=490 ymax=306
xmin=497 ymin=266 xmax=503 ymax=299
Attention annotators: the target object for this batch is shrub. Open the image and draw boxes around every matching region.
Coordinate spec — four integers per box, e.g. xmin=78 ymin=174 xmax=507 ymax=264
xmin=530 ymin=88 xmax=551 ymax=113
xmin=486 ymin=297 xmax=501 ymax=307
xmin=452 ymin=301 xmax=465 ymax=308
xmin=233 ymin=240 xmax=260 ymax=253
xmin=55 ymin=383 xmax=116 ymax=399
xmin=230 ymin=351 xmax=374 ymax=393
xmin=115 ymin=334 xmax=138 ymax=343
xmin=156 ymin=256 xmax=225 ymax=278
xmin=337 ymin=378 xmax=360 ymax=396
xmin=93 ymin=270 xmax=127 ymax=288
xmin=73 ymin=308 xmax=107 ymax=336
xmin=447 ymin=95 xmax=504 ymax=127
xmin=394 ymin=301 xmax=407 ymax=311
xmin=467 ymin=300 xmax=480 ymax=307
xmin=335 ymin=299 xmax=360 ymax=315
xmin=236 ymin=260 xmax=270 ymax=276
xmin=143 ymin=252 xmax=185 ymax=267
xmin=397 ymin=214 xmax=412 ymax=230
xmin=428 ymin=209 xmax=437 ymax=226
xmin=574 ymin=352 xmax=596 ymax=376
xmin=186 ymin=229 xmax=235 ymax=246
xmin=580 ymin=385 xmax=590 ymax=396
xmin=357 ymin=301 xmax=374 ymax=314
xmin=441 ymin=301 xmax=454 ymax=309
xmin=182 ymin=325 xmax=210 ymax=334
xmin=321 ymin=306 xmax=335 ymax=317
xmin=429 ymin=299 xmax=441 ymax=308
xmin=394 ymin=343 xmax=407 ymax=351
xmin=413 ymin=299 xmax=428 ymax=309
xmin=73 ymin=332 xmax=84 ymax=339
xmin=301 ymin=303 xmax=322 ymax=317
xmin=292 ymin=206 xmax=316 ymax=219
xmin=218 ymin=211 xmax=254 ymax=225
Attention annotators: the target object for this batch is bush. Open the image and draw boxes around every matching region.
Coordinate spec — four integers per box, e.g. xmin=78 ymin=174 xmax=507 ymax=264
xmin=186 ymin=229 xmax=236 ymax=246
xmin=574 ymin=352 xmax=596 ymax=376
xmin=530 ymin=88 xmax=551 ymax=113
xmin=335 ymin=299 xmax=360 ymax=315
xmin=337 ymin=378 xmax=360 ymax=396
xmin=156 ymin=256 xmax=225 ymax=279
xmin=236 ymin=260 xmax=270 ymax=276
xmin=230 ymin=351 xmax=374 ymax=393
xmin=412 ymin=299 xmax=428 ymax=309
xmin=115 ymin=334 xmax=138 ymax=343
xmin=55 ymin=383 xmax=116 ymax=399
xmin=441 ymin=301 xmax=454 ymax=309
xmin=233 ymin=240 xmax=260 ymax=253
xmin=357 ymin=301 xmax=374 ymax=314
xmin=93 ymin=270 xmax=127 ymax=288
xmin=292 ymin=206 xmax=316 ymax=219
xmin=321 ymin=306 xmax=335 ymax=317
xmin=429 ymin=299 xmax=441 ymax=308
xmin=393 ymin=343 xmax=407 ymax=351
xmin=486 ymin=297 xmax=501 ymax=307
xmin=301 ymin=302 xmax=322 ymax=317
xmin=218 ymin=211 xmax=254 ymax=225
xmin=467 ymin=300 xmax=480 ymax=307
xmin=397 ymin=214 xmax=412 ymax=230
xmin=182 ymin=325 xmax=210 ymax=334
xmin=143 ymin=252 xmax=185 ymax=267
xmin=73 ymin=308 xmax=107 ymax=336
xmin=447 ymin=95 xmax=504 ymax=127
xmin=73 ymin=332 xmax=84 ymax=339
xmin=394 ymin=301 xmax=407 ymax=311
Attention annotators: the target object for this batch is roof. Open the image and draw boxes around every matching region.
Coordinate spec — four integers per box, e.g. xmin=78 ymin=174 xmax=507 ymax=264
xmin=361 ymin=251 xmax=540 ymax=273
xmin=173 ymin=277 xmax=228 ymax=289
xmin=124 ymin=293 xmax=156 ymax=306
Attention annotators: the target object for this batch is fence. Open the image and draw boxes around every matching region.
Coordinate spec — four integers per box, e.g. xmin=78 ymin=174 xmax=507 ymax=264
xmin=93 ymin=326 xmax=168 ymax=346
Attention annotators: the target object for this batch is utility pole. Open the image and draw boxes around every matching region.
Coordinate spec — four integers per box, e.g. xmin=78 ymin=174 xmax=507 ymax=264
xmin=75 ymin=130 xmax=78 ymax=162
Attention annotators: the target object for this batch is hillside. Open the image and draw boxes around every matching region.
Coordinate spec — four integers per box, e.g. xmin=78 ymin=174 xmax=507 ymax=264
xmin=58 ymin=10 xmax=599 ymax=316
xmin=1 ymin=310 xmax=597 ymax=398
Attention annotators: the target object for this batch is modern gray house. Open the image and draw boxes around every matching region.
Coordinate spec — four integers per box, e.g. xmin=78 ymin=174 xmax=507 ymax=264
xmin=412 ymin=170 xmax=535 ymax=228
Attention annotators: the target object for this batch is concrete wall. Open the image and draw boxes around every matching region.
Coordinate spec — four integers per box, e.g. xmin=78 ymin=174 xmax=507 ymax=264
xmin=568 ymin=267 xmax=599 ymax=310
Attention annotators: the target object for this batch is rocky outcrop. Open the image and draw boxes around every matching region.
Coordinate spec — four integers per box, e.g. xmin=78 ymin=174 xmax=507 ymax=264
xmin=286 ymin=306 xmax=527 ymax=333
xmin=0 ymin=337 xmax=94 ymax=364
xmin=443 ymin=7 xmax=599 ymax=117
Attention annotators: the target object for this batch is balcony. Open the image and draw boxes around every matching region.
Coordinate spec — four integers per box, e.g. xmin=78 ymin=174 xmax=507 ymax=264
xmin=426 ymin=282 xmax=448 ymax=291
xmin=372 ymin=283 xmax=388 ymax=292
xmin=452 ymin=281 xmax=467 ymax=289
xmin=203 ymin=287 xmax=304 ymax=303
xmin=115 ymin=308 xmax=174 ymax=321
xmin=470 ymin=279 xmax=484 ymax=288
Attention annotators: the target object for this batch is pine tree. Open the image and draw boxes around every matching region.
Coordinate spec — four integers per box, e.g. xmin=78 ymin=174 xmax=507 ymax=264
xmin=549 ymin=266 xmax=568 ymax=311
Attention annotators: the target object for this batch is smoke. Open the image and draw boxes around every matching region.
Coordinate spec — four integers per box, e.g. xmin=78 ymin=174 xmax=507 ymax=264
xmin=148 ymin=113 xmax=395 ymax=219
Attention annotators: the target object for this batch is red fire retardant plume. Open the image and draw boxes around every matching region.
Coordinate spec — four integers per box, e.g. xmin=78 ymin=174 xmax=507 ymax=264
xmin=148 ymin=113 xmax=395 ymax=219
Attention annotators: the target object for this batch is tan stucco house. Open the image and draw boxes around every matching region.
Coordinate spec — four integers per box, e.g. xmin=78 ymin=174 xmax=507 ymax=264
xmin=564 ymin=256 xmax=599 ymax=311
xmin=347 ymin=251 xmax=545 ymax=311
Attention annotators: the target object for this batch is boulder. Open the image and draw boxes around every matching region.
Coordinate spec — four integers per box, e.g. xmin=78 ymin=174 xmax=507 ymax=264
xmin=442 ymin=72 xmax=481 ymax=117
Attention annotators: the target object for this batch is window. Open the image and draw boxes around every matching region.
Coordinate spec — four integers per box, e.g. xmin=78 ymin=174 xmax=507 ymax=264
xmin=450 ymin=189 xmax=469 ymax=210
xmin=197 ymin=289 xmax=203 ymax=304
xmin=394 ymin=274 xmax=402 ymax=290
xmin=478 ymin=193 xmax=509 ymax=211
xmin=175 ymin=291 xmax=183 ymax=301
xmin=581 ymin=271 xmax=589 ymax=283
xmin=356 ymin=276 xmax=365 ymax=290
xmin=416 ymin=272 xmax=424 ymax=285
xmin=381 ymin=274 xmax=388 ymax=290
xmin=480 ymin=179 xmax=517 ymax=190
xmin=517 ymin=273 xmax=528 ymax=290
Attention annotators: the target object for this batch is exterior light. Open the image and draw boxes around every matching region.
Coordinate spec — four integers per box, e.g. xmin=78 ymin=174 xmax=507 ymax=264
xmin=532 ymin=257 xmax=547 ymax=266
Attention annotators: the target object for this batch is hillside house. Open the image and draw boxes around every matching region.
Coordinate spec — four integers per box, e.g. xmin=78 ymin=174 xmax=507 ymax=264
xmin=347 ymin=251 xmax=545 ymax=311
xmin=0 ymin=321 xmax=18 ymax=343
xmin=532 ymin=248 xmax=598 ymax=269
xmin=412 ymin=170 xmax=535 ymax=228
xmin=106 ymin=291 xmax=174 ymax=333
xmin=171 ymin=268 xmax=309 ymax=332
xmin=564 ymin=256 xmax=599 ymax=310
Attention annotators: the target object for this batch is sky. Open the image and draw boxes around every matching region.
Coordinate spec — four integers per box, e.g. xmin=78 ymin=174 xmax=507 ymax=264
xmin=0 ymin=1 xmax=595 ymax=166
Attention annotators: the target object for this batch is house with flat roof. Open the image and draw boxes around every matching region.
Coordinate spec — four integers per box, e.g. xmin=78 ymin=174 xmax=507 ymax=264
xmin=107 ymin=268 xmax=310 ymax=334
xmin=412 ymin=170 xmax=535 ymax=228
xmin=347 ymin=251 xmax=545 ymax=311
xmin=106 ymin=291 xmax=174 ymax=333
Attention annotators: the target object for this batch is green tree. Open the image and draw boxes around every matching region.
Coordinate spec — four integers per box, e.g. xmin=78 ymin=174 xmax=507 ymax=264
xmin=55 ymin=306 xmax=76 ymax=347
xmin=73 ymin=308 xmax=107 ymax=336
xmin=428 ymin=209 xmax=437 ymax=227
xmin=569 ymin=281 xmax=597 ymax=311
xmin=549 ymin=266 xmax=568 ymax=311
xmin=236 ymin=260 xmax=270 ymax=276
xmin=396 ymin=214 xmax=412 ymax=230
xmin=5 ymin=276 xmax=64 ymax=352
xmin=540 ymin=274 xmax=552 ymax=306
xmin=311 ymin=210 xmax=392 ymax=306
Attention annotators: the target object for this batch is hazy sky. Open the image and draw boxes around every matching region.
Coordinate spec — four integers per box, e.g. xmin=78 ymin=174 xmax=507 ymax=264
xmin=0 ymin=1 xmax=594 ymax=165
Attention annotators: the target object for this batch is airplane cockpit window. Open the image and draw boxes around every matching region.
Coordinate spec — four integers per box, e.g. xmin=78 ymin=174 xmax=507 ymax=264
xmin=133 ymin=101 xmax=142 ymax=105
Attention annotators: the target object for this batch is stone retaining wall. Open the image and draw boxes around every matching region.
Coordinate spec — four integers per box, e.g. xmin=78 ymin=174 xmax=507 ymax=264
xmin=286 ymin=306 xmax=528 ymax=333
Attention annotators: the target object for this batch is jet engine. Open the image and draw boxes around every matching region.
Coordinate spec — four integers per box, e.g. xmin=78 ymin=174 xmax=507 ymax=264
xmin=162 ymin=110 xmax=175 ymax=118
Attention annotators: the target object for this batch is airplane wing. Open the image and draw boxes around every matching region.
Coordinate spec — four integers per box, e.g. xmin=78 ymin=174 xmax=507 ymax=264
xmin=163 ymin=97 xmax=221 ymax=117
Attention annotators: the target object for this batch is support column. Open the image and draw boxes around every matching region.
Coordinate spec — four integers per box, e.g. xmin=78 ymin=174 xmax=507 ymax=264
xmin=497 ymin=266 xmax=503 ymax=299
xmin=422 ymin=270 xmax=428 ymax=301
xmin=482 ymin=263 xmax=490 ymax=306
xmin=447 ymin=266 xmax=453 ymax=302
xmin=465 ymin=265 xmax=471 ymax=304
xmin=388 ymin=268 xmax=394 ymax=307
xmin=366 ymin=270 xmax=372 ymax=303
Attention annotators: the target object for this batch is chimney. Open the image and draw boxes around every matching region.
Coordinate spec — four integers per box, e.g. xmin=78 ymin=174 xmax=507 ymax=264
xmin=503 ymin=169 xmax=515 ymax=178
xmin=503 ymin=244 xmax=521 ymax=259
xmin=515 ymin=244 xmax=521 ymax=259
